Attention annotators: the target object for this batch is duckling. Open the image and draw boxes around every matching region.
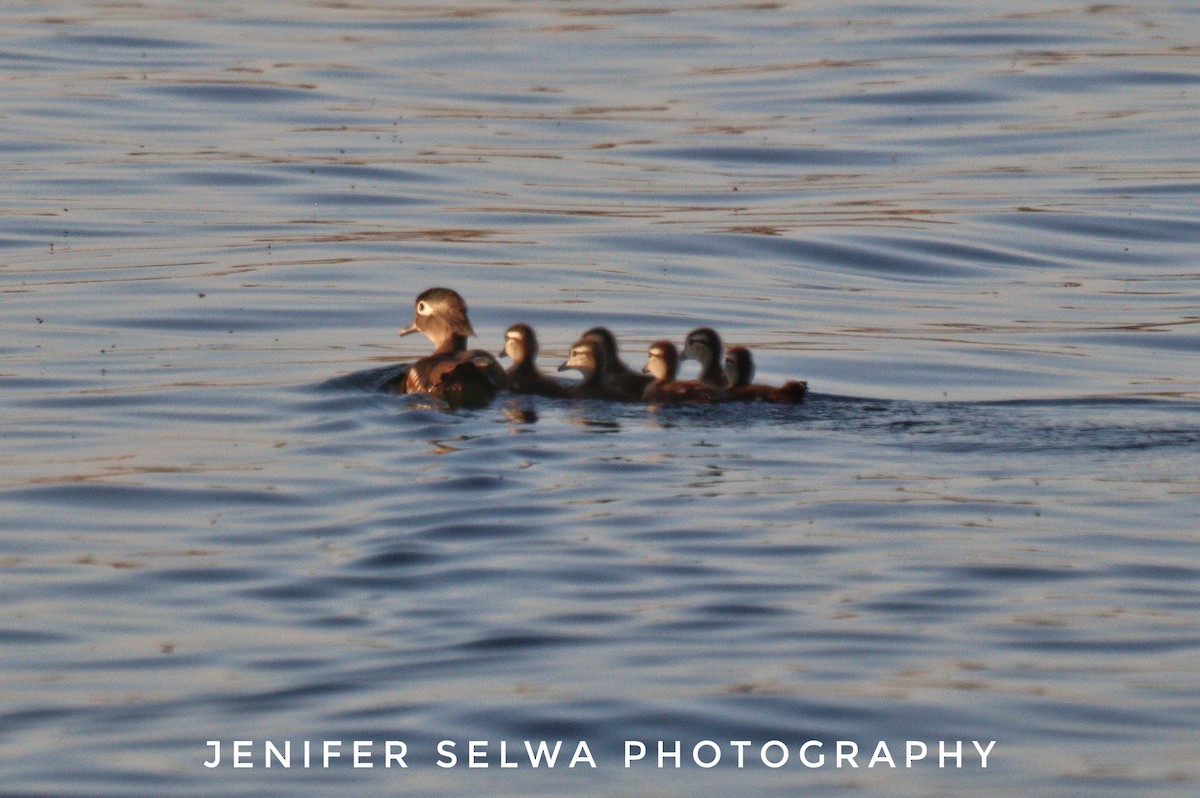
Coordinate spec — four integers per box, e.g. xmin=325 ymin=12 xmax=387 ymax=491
xmin=557 ymin=337 xmax=612 ymax=400
xmin=580 ymin=326 xmax=652 ymax=401
xmin=682 ymin=326 xmax=729 ymax=388
xmin=723 ymin=345 xmax=808 ymax=403
xmin=500 ymin=323 xmax=569 ymax=398
xmin=642 ymin=340 xmax=721 ymax=404
xmin=399 ymin=287 xmax=507 ymax=408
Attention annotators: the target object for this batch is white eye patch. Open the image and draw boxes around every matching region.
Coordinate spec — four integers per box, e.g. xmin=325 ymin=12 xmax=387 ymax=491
xmin=416 ymin=301 xmax=433 ymax=316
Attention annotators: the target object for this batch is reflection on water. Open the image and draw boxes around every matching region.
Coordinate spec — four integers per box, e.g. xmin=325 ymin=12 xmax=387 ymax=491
xmin=2 ymin=1 xmax=1200 ymax=796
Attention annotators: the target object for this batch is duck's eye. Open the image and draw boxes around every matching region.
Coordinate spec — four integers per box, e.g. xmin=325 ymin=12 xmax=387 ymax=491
xmin=416 ymin=301 xmax=432 ymax=316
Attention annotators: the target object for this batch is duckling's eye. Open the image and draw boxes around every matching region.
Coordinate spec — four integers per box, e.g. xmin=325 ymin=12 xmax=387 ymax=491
xmin=416 ymin=301 xmax=431 ymax=316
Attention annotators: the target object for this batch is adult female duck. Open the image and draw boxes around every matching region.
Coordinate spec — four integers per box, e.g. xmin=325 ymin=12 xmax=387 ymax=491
xmin=399 ymin=287 xmax=506 ymax=407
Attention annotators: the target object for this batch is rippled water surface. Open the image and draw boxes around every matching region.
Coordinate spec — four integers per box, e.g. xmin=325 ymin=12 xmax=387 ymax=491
xmin=3 ymin=2 xmax=1199 ymax=796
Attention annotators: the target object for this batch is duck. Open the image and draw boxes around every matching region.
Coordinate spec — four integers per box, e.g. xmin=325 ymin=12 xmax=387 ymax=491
xmin=723 ymin=345 xmax=808 ymax=403
xmin=500 ymin=323 xmax=569 ymax=398
xmin=642 ymin=340 xmax=721 ymax=404
xmin=398 ymin=287 xmax=507 ymax=408
xmin=579 ymin=326 xmax=653 ymax=401
xmin=557 ymin=337 xmax=613 ymax=400
xmin=682 ymin=326 xmax=729 ymax=388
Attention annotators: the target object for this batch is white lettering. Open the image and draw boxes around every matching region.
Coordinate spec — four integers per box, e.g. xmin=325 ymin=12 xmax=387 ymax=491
xmin=204 ymin=741 xmax=221 ymax=769
xmin=799 ymin=740 xmax=824 ymax=768
xmin=868 ymin=740 xmax=895 ymax=768
xmin=526 ymin=740 xmax=562 ymax=768
xmin=436 ymin=740 xmax=457 ymax=768
xmin=569 ymin=741 xmax=596 ymax=768
xmin=353 ymin=740 xmax=372 ymax=768
xmin=386 ymin=741 xmax=408 ymax=768
xmin=693 ymin=740 xmax=720 ymax=768
xmin=469 ymin=740 xmax=487 ymax=768
xmin=761 ymin=740 xmax=788 ymax=768
xmin=940 ymin=740 xmax=962 ymax=768
xmin=323 ymin=740 xmax=341 ymax=768
xmin=233 ymin=740 xmax=252 ymax=768
xmin=906 ymin=740 xmax=927 ymax=767
xmin=974 ymin=740 xmax=996 ymax=768
xmin=265 ymin=740 xmax=289 ymax=768
xmin=499 ymin=740 xmax=517 ymax=769
xmin=659 ymin=740 xmax=681 ymax=768
xmin=837 ymin=740 xmax=859 ymax=768
xmin=624 ymin=740 xmax=646 ymax=767
xmin=730 ymin=740 xmax=751 ymax=767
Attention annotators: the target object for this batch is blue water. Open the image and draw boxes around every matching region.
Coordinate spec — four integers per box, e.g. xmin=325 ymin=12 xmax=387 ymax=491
xmin=2 ymin=2 xmax=1198 ymax=796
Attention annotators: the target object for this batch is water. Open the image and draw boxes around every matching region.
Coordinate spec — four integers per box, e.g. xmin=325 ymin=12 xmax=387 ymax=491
xmin=2 ymin=2 xmax=1199 ymax=796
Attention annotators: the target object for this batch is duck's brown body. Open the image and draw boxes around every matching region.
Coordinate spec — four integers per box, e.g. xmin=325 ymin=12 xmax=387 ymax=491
xmin=723 ymin=345 xmax=807 ymax=404
xmin=501 ymin=323 xmax=569 ymax=398
xmin=400 ymin=287 xmax=506 ymax=408
xmin=642 ymin=340 xmax=721 ymax=404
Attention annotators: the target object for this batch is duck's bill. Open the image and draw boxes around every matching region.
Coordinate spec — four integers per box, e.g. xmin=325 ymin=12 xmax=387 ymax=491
xmin=398 ymin=322 xmax=419 ymax=337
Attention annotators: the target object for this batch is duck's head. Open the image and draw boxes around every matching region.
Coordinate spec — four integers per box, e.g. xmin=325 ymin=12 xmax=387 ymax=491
xmin=723 ymin=345 xmax=755 ymax=388
xmin=683 ymin=327 xmax=722 ymax=364
xmin=399 ymin=287 xmax=475 ymax=347
xmin=643 ymin=340 xmax=680 ymax=381
xmin=501 ymin=323 xmax=538 ymax=362
xmin=558 ymin=338 xmax=604 ymax=377
xmin=581 ymin=326 xmax=620 ymax=361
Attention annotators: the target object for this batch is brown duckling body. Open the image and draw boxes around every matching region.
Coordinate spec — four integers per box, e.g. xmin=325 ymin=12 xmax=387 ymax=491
xmin=682 ymin=327 xmax=729 ymax=389
xmin=723 ymin=345 xmax=807 ymax=403
xmin=557 ymin=338 xmax=613 ymax=400
xmin=642 ymin=340 xmax=721 ymax=404
xmin=500 ymin=323 xmax=569 ymax=398
xmin=399 ymin=287 xmax=507 ymax=408
xmin=580 ymin=326 xmax=653 ymax=401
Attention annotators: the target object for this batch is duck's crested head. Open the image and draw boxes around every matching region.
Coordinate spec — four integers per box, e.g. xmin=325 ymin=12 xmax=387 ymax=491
xmin=399 ymin=287 xmax=475 ymax=345
xmin=643 ymin=340 xmax=680 ymax=381
xmin=502 ymin=322 xmax=538 ymax=361
xmin=724 ymin=345 xmax=755 ymax=388
xmin=683 ymin=327 xmax=722 ymax=363
xmin=559 ymin=338 xmax=605 ymax=376
xmin=581 ymin=326 xmax=620 ymax=359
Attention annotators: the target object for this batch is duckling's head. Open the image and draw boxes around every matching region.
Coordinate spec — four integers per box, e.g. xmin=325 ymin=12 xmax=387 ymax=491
xmin=501 ymin=323 xmax=538 ymax=362
xmin=558 ymin=338 xmax=604 ymax=377
xmin=399 ymin=287 xmax=475 ymax=347
xmin=683 ymin=327 xmax=722 ymax=364
xmin=724 ymin=345 xmax=755 ymax=388
xmin=643 ymin=340 xmax=680 ymax=381
xmin=581 ymin=326 xmax=620 ymax=360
